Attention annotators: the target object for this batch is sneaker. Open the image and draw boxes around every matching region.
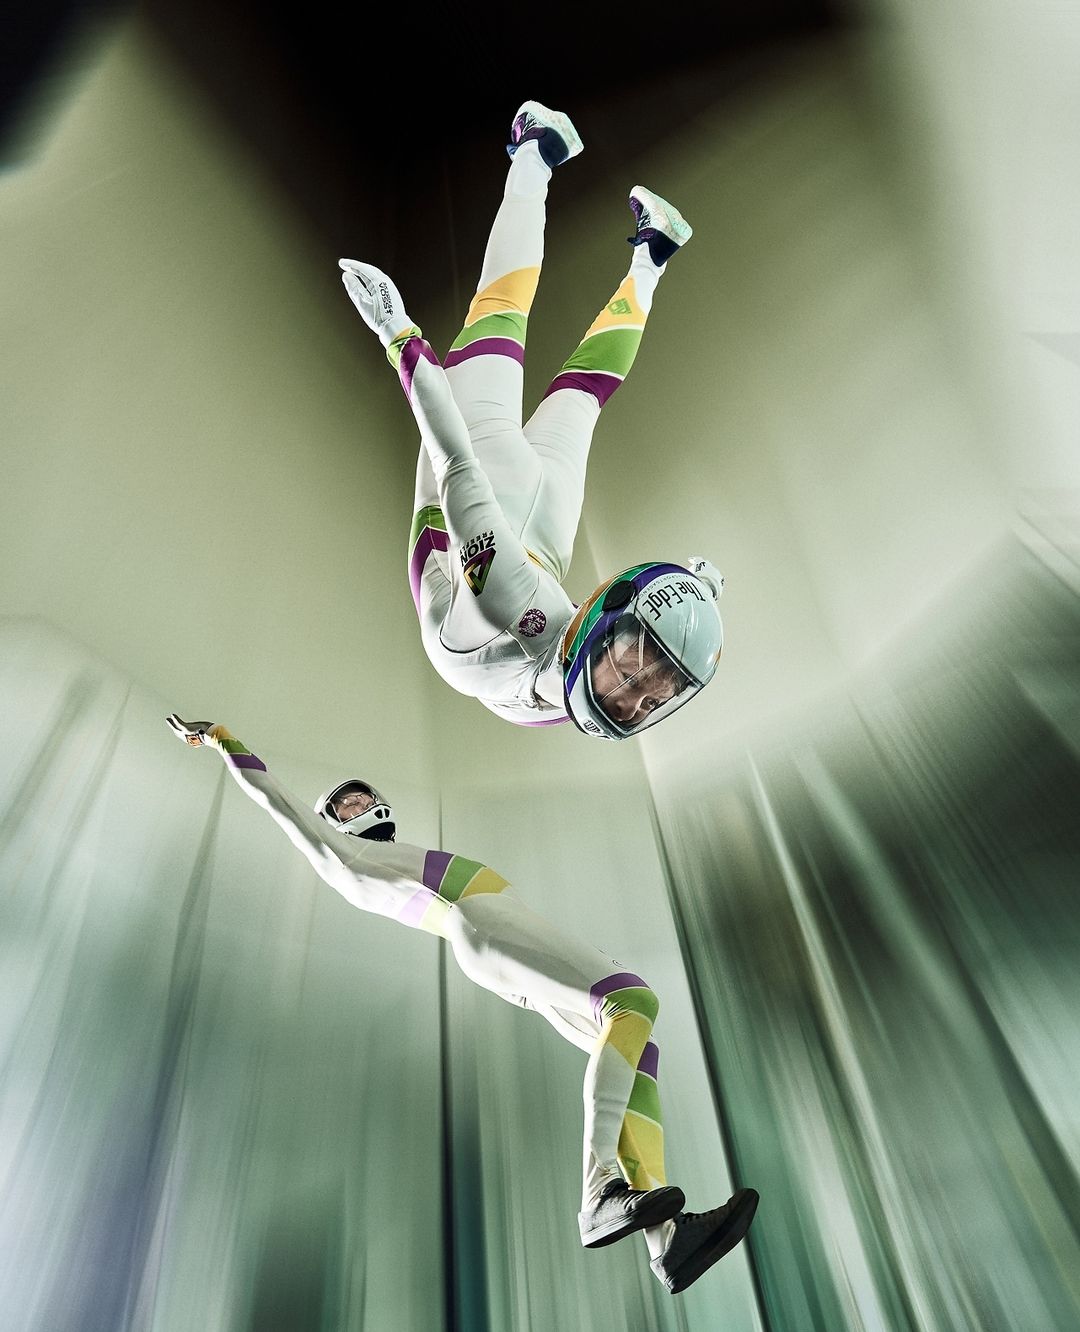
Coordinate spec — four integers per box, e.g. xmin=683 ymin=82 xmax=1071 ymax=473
xmin=507 ymin=100 xmax=584 ymax=169
xmin=338 ymin=259 xmax=417 ymax=348
xmin=578 ymin=1178 xmax=685 ymax=1249
xmin=650 ymin=1188 xmax=759 ymax=1294
xmin=627 ymin=186 xmax=693 ymax=267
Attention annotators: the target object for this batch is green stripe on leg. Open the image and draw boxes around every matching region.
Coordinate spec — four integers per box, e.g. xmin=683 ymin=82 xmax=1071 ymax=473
xmin=601 ymin=985 xmax=660 ymax=1024
xmin=562 ymin=328 xmax=642 ymax=378
xmin=449 ymin=310 xmax=527 ymax=351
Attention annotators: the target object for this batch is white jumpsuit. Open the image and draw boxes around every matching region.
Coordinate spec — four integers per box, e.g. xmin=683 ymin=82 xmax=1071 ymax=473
xmin=399 ymin=145 xmax=668 ymax=726
xmin=202 ymin=725 xmax=669 ymax=1209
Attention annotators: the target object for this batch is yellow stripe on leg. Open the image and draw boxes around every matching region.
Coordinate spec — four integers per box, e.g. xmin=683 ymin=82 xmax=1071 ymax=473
xmin=466 ymin=266 xmax=542 ymax=324
xmin=603 ymin=1010 xmax=654 ymax=1068
xmin=458 ymin=866 xmax=512 ymax=898
xmin=618 ymin=1109 xmax=667 ymax=1190
xmin=584 ymin=275 xmax=648 ymax=337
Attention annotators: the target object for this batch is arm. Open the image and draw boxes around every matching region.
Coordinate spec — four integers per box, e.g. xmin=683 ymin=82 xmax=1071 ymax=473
xmin=339 ymin=261 xmax=554 ymax=649
xmin=167 ymin=717 xmax=444 ymax=928
xmin=406 ymin=353 xmax=559 ymax=652
xmin=166 ymin=716 xmax=349 ymax=884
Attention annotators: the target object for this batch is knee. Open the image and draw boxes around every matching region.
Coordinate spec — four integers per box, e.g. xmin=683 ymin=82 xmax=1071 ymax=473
xmin=601 ymin=981 xmax=659 ymax=1029
xmin=636 ymin=986 xmax=660 ymax=1027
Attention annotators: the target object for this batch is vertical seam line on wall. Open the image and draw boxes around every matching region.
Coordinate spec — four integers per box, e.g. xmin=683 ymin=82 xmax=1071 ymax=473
xmin=645 ymin=785 xmax=775 ymax=1332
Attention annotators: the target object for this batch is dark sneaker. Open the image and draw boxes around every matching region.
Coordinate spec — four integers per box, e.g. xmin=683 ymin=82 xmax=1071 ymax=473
xmin=578 ymin=1178 xmax=686 ymax=1249
xmin=650 ymin=1188 xmax=759 ymax=1294
xmin=507 ymin=100 xmax=584 ymax=168
xmin=627 ymin=185 xmax=693 ymax=267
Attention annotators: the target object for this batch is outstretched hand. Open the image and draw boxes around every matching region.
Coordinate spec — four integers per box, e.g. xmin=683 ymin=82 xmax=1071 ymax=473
xmin=337 ymin=259 xmax=414 ymax=348
xmin=166 ymin=714 xmax=216 ymax=747
xmin=687 ymin=557 xmax=724 ymax=600
xmin=339 ymin=259 xmax=376 ymax=324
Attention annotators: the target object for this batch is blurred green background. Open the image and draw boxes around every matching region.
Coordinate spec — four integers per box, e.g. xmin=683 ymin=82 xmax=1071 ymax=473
xmin=3 ymin=2 xmax=1080 ymax=1328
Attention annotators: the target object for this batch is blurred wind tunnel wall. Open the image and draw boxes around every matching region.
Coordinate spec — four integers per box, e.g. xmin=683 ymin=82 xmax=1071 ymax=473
xmin=3 ymin=3 xmax=1080 ymax=1330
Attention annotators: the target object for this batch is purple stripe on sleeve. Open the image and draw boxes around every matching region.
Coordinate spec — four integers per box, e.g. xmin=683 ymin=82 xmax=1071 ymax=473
xmin=637 ymin=1041 xmax=660 ymax=1080
xmin=444 ymin=338 xmax=525 ymax=369
xmin=590 ymin=971 xmax=649 ymax=1020
xmin=398 ymin=888 xmax=435 ymax=928
xmin=543 ymin=370 xmax=622 ymax=407
xmin=399 ymin=338 xmax=441 ymax=400
xmin=227 ymin=753 xmax=267 ymax=771
xmin=511 ymin=714 xmax=569 ymax=727
xmin=409 ymin=525 xmax=451 ymax=613
xmin=423 ymin=849 xmax=454 ymax=893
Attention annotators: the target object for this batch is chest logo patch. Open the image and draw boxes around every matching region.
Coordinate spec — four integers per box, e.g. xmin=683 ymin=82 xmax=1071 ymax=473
xmin=518 ymin=608 xmax=547 ymax=638
xmin=461 ymin=531 xmax=496 ymax=596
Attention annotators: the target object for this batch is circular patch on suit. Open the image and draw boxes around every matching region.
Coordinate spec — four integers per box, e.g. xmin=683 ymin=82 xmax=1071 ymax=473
xmin=518 ymin=608 xmax=547 ymax=638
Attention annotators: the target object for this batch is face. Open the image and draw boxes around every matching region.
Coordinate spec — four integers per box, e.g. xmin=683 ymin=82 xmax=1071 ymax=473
xmin=590 ymin=629 xmax=688 ymax=726
xmin=331 ymin=788 xmax=376 ymax=822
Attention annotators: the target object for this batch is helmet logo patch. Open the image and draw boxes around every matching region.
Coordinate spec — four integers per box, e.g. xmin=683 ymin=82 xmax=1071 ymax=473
xmin=642 ymin=578 xmax=706 ymax=621
xmin=518 ymin=608 xmax=547 ymax=638
xmin=460 ymin=530 xmax=496 ymax=596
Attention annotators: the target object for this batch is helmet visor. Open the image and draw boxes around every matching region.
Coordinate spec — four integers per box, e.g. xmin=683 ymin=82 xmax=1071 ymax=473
xmin=585 ymin=618 xmax=702 ymax=738
xmin=328 ymin=781 xmax=379 ymax=822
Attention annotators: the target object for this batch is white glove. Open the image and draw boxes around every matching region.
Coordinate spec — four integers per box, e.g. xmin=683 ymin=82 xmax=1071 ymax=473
xmin=166 ymin=714 xmax=216 ymax=747
xmin=688 ymin=557 xmax=724 ymax=600
xmin=338 ymin=259 xmax=416 ymax=347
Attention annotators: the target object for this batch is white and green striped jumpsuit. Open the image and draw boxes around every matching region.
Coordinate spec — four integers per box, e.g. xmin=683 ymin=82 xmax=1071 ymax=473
xmin=202 ymin=724 xmax=669 ymax=1214
xmin=395 ymin=145 xmax=671 ymax=728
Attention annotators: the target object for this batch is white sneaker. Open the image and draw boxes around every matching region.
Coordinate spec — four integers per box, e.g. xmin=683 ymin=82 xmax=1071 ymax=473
xmin=627 ymin=186 xmax=693 ymax=267
xmin=338 ymin=259 xmax=417 ymax=347
xmin=507 ymin=100 xmax=584 ymax=168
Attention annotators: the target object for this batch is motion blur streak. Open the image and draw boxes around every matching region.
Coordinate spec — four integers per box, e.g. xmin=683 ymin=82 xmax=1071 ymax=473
xmin=4 ymin=532 xmax=1080 ymax=1329
xmin=652 ymin=535 xmax=1080 ymax=1332
xmin=0 ymin=620 xmax=448 ymax=1331
xmin=4 ymin=0 xmax=1080 ymax=1327
xmin=1 ymin=617 xmax=734 ymax=1331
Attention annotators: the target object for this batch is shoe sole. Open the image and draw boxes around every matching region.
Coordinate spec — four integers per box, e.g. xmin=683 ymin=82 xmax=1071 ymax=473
xmin=629 ymin=186 xmax=693 ymax=245
xmin=580 ymin=1184 xmax=686 ymax=1249
xmin=662 ymin=1188 xmax=759 ymax=1294
xmin=513 ymin=100 xmax=584 ymax=160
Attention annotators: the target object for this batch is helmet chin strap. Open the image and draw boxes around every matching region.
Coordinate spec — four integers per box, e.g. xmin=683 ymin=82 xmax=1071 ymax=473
xmin=338 ymin=812 xmax=371 ymax=834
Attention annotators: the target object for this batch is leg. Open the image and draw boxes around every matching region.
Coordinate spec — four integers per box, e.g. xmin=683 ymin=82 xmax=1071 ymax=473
xmin=440 ymin=889 xmax=759 ymax=1290
xmin=440 ymin=892 xmax=674 ymax=1231
xmin=520 ymin=187 xmax=692 ymax=580
xmin=529 ymin=999 xmax=667 ymax=1197
xmin=442 ymin=144 xmax=548 ymax=438
xmin=442 ymin=103 xmax=584 ymax=538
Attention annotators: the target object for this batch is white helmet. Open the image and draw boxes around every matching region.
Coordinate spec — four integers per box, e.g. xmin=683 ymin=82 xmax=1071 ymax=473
xmin=314 ymin=779 xmax=396 ymax=841
xmin=562 ymin=558 xmax=724 ymax=740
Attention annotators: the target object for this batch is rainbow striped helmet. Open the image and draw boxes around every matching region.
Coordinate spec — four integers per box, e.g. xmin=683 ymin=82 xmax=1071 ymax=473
xmin=561 ymin=559 xmax=724 ymax=740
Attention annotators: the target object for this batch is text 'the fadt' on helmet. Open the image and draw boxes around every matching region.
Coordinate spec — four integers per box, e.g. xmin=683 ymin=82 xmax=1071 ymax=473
xmin=314 ymin=779 xmax=396 ymax=841
xmin=561 ymin=559 xmax=724 ymax=741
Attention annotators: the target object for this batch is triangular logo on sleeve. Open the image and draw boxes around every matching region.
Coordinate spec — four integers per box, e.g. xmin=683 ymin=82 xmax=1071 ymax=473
xmin=463 ymin=548 xmax=496 ymax=596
